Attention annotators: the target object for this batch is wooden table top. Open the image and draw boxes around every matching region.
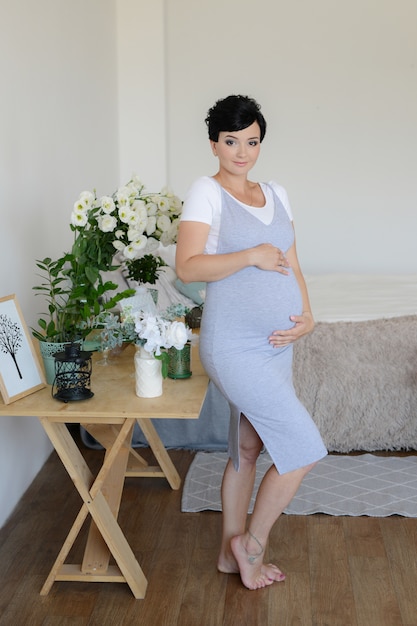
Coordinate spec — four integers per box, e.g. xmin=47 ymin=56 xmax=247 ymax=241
xmin=0 ymin=343 xmax=208 ymax=423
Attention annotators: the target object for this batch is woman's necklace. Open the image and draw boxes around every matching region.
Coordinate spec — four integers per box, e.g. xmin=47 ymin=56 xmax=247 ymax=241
xmin=221 ymin=182 xmax=254 ymax=206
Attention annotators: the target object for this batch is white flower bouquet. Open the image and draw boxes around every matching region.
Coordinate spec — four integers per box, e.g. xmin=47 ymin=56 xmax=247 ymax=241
xmin=70 ymin=175 xmax=182 ymax=268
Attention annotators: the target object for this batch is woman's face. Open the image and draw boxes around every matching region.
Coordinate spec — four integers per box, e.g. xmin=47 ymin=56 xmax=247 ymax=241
xmin=210 ymin=121 xmax=261 ymax=177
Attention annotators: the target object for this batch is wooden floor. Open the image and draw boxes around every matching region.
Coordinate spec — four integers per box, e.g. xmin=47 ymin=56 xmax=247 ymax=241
xmin=0 ymin=431 xmax=416 ymax=626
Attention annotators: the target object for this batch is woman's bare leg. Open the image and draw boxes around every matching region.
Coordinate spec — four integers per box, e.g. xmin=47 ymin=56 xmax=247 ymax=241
xmin=230 ymin=461 xmax=315 ymax=590
xmin=217 ymin=414 xmax=316 ymax=589
xmin=217 ymin=415 xmax=263 ymax=574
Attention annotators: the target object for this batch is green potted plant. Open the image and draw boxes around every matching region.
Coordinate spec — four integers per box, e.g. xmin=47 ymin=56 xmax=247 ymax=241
xmin=32 ymin=254 xmax=134 ymax=383
xmin=32 ymin=255 xmax=134 ymax=342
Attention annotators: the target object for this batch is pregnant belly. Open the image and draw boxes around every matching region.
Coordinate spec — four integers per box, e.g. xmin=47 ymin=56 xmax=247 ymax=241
xmin=201 ymin=267 xmax=302 ymax=355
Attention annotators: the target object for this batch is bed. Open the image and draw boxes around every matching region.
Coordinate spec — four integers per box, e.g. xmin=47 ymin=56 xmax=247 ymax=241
xmin=83 ymin=248 xmax=417 ymax=453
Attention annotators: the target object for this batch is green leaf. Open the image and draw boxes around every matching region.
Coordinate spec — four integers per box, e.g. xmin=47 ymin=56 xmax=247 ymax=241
xmin=155 ymin=352 xmax=169 ymax=378
xmin=84 ymin=265 xmax=99 ymax=284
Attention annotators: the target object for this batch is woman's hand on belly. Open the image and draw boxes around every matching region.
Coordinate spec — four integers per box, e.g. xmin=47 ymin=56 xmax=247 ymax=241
xmin=250 ymin=243 xmax=290 ymax=275
xmin=268 ymin=311 xmax=315 ymax=347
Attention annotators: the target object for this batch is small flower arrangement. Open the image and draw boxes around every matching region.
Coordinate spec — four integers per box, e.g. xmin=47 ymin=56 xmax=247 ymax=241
xmin=90 ymin=304 xmax=193 ymax=377
xmin=132 ymin=306 xmax=193 ymax=377
xmin=134 ymin=312 xmax=192 ymax=355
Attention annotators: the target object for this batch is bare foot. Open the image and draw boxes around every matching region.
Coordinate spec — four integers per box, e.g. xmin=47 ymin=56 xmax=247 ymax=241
xmin=217 ymin=554 xmax=239 ymax=574
xmin=218 ymin=554 xmax=285 ymax=582
xmin=230 ymin=534 xmax=286 ymax=590
xmin=262 ymin=563 xmax=286 ymax=583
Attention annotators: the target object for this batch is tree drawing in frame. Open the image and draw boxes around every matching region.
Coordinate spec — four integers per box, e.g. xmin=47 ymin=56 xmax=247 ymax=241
xmin=0 ymin=309 xmax=24 ymax=379
xmin=0 ymin=295 xmax=46 ymax=404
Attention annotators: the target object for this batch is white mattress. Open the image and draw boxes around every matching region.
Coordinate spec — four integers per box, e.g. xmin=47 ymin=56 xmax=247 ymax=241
xmin=305 ymin=274 xmax=417 ymax=323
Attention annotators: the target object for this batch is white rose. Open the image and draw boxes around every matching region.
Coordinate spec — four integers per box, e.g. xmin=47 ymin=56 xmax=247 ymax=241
xmin=157 ymin=214 xmax=171 ymax=232
xmin=132 ymin=199 xmax=147 ymax=214
xmin=146 ymin=201 xmax=158 ymax=216
xmin=118 ymin=206 xmax=134 ymax=224
xmin=165 ymin=321 xmax=189 ymax=350
xmin=127 ymin=227 xmax=141 ymax=241
xmin=116 ymin=186 xmax=132 ymax=203
xmin=100 ymin=196 xmax=115 ymax=214
xmin=131 ymin=235 xmax=147 ymax=251
xmin=169 ymin=195 xmax=182 ymax=211
xmin=126 ymin=212 xmax=140 ymax=227
xmin=70 ymin=210 xmax=88 ymax=227
xmin=78 ymin=191 xmax=95 ymax=206
xmin=122 ymin=244 xmax=138 ymax=260
xmin=98 ymin=214 xmax=117 ymax=233
xmin=156 ymin=196 xmax=170 ymax=212
xmin=112 ymin=240 xmax=125 ymax=251
xmin=146 ymin=216 xmax=156 ymax=235
xmin=135 ymin=214 xmax=148 ymax=233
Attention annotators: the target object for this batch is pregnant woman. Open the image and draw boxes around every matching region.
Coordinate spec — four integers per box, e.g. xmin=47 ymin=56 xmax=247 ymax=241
xmin=176 ymin=95 xmax=327 ymax=590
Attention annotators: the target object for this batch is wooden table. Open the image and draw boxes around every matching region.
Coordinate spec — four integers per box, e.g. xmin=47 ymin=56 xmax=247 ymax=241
xmin=0 ymin=343 xmax=208 ymax=598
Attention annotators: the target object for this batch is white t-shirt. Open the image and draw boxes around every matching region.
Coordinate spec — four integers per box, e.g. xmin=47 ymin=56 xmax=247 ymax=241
xmin=180 ymin=176 xmax=293 ymax=254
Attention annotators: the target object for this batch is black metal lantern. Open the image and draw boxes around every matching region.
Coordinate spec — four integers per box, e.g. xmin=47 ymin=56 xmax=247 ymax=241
xmin=52 ymin=343 xmax=94 ymax=402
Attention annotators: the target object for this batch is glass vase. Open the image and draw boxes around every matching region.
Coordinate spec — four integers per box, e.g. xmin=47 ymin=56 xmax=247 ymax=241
xmin=167 ymin=342 xmax=192 ymax=379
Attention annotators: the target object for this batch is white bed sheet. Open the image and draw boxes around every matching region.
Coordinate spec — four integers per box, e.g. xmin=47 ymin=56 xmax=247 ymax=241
xmin=305 ymin=274 xmax=417 ymax=323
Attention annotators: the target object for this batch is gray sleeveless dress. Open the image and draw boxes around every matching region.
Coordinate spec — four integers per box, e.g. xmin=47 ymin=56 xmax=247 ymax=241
xmin=199 ymin=184 xmax=327 ymax=475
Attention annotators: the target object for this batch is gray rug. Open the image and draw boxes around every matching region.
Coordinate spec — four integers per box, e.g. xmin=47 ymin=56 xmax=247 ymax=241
xmin=181 ymin=452 xmax=417 ymax=517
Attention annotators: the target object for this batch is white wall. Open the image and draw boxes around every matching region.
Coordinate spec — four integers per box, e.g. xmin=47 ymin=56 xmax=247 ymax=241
xmin=162 ymin=0 xmax=417 ymax=274
xmin=0 ymin=0 xmax=119 ymax=528
xmin=116 ymin=0 xmax=167 ymax=190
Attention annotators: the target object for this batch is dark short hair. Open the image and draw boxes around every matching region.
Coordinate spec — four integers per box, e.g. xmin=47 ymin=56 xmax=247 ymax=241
xmin=205 ymin=95 xmax=267 ymax=142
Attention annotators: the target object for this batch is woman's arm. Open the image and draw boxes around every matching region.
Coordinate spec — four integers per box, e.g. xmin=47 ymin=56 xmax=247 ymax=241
xmin=175 ymin=220 xmax=289 ymax=284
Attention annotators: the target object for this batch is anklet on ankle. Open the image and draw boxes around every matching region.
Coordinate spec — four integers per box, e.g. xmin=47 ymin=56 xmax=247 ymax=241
xmin=247 ymin=531 xmax=264 ymax=563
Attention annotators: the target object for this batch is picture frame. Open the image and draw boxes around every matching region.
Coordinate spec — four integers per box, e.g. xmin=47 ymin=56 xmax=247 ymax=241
xmin=0 ymin=294 xmax=46 ymax=404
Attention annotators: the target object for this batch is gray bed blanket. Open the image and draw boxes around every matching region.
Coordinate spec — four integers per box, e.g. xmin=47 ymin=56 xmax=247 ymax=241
xmin=293 ymin=314 xmax=417 ymax=451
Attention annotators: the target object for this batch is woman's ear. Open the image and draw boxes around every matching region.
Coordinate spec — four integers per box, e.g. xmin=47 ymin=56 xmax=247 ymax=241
xmin=210 ymin=140 xmax=218 ymax=156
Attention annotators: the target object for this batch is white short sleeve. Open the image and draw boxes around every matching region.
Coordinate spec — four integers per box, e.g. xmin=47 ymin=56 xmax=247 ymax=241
xmin=268 ymin=181 xmax=293 ymax=221
xmin=180 ymin=176 xmax=220 ymax=225
xmin=180 ymin=177 xmax=222 ymax=254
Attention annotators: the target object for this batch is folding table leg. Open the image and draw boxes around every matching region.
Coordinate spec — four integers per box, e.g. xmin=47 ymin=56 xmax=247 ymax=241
xmin=136 ymin=418 xmax=181 ymax=489
xmin=39 ymin=417 xmax=148 ymax=599
xmin=81 ymin=422 xmax=133 ymax=574
xmin=40 ymin=504 xmax=89 ymax=596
